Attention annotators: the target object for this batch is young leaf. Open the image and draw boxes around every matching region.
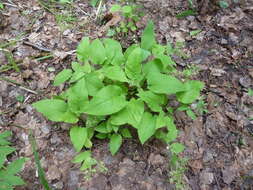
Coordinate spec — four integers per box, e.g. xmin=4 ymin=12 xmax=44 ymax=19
xmin=33 ymin=99 xmax=68 ymax=122
xmin=53 ymin=69 xmax=72 ymax=86
xmin=124 ymin=44 xmax=139 ymax=60
xmin=109 ymin=134 xmax=122 ymax=155
xmin=176 ymin=80 xmax=204 ymax=104
xmin=137 ymin=90 xmax=166 ymax=112
xmin=141 ymin=21 xmax=156 ymax=50
xmin=95 ymin=122 xmax=109 ymax=133
xmin=77 ymin=37 xmax=90 ymax=63
xmin=70 ymin=126 xmax=88 ymax=152
xmin=83 ymin=85 xmax=127 ymax=115
xmin=89 ymin=39 xmax=106 ymax=64
xmin=0 ymin=131 xmax=12 ymax=146
xmin=102 ymin=65 xmax=128 ymax=82
xmin=147 ymin=72 xmax=185 ymax=94
xmin=170 ymin=143 xmax=185 ymax=154
xmin=137 ymin=112 xmax=156 ymax=144
xmin=110 ymin=98 xmax=144 ymax=127
xmin=72 ymin=151 xmax=91 ymax=163
xmin=120 ymin=128 xmax=132 ymax=138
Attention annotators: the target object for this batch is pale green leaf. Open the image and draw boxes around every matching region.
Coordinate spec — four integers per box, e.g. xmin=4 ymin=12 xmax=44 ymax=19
xmin=70 ymin=126 xmax=87 ymax=152
xmin=102 ymin=65 xmax=128 ymax=82
xmin=147 ymin=72 xmax=185 ymax=94
xmin=137 ymin=112 xmax=156 ymax=144
xmin=125 ymin=47 xmax=143 ymax=82
xmin=176 ymin=80 xmax=204 ymax=104
xmin=103 ymin=38 xmax=124 ymax=65
xmin=33 ymin=99 xmax=68 ymax=122
xmin=124 ymin=44 xmax=139 ymax=60
xmin=137 ymin=90 xmax=166 ymax=112
xmin=72 ymin=151 xmax=91 ymax=163
xmin=77 ymin=37 xmax=90 ymax=63
xmin=110 ymin=4 xmax=121 ymax=12
xmin=6 ymin=158 xmax=26 ymax=175
xmin=83 ymin=85 xmax=127 ymax=115
xmin=110 ymin=98 xmax=144 ymax=127
xmin=109 ymin=134 xmax=122 ymax=155
xmin=89 ymin=39 xmax=106 ymax=64
xmin=67 ymin=78 xmax=89 ymax=113
xmin=85 ymin=72 xmax=104 ymax=96
xmin=120 ymin=128 xmax=132 ymax=138
xmin=141 ymin=21 xmax=156 ymax=50
xmin=53 ymin=69 xmax=72 ymax=86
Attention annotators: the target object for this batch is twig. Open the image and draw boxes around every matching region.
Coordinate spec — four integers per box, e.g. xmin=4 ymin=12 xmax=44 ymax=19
xmin=95 ymin=0 xmax=103 ymax=20
xmin=0 ymin=76 xmax=38 ymax=94
xmin=23 ymin=41 xmax=52 ymax=52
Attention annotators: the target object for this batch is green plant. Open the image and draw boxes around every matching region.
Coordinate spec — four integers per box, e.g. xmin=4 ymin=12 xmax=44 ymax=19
xmin=219 ymin=0 xmax=229 ymax=8
xmin=108 ymin=3 xmax=142 ymax=35
xmin=169 ymin=148 xmax=188 ymax=190
xmin=0 ymin=131 xmax=27 ymax=190
xmin=33 ymin=21 xmax=204 ymax=173
xmin=0 ymin=1 xmax=4 ymax=9
xmin=248 ymin=88 xmax=253 ymax=97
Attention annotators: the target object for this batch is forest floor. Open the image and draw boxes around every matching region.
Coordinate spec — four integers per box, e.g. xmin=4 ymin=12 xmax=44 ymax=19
xmin=0 ymin=0 xmax=253 ymax=189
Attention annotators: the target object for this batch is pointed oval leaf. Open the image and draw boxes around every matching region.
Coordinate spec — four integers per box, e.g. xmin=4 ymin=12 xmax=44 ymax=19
xmin=137 ymin=112 xmax=156 ymax=144
xmin=33 ymin=99 xmax=68 ymax=122
xmin=170 ymin=143 xmax=185 ymax=154
xmin=89 ymin=39 xmax=106 ymax=64
xmin=141 ymin=21 xmax=156 ymax=50
xmin=83 ymin=85 xmax=127 ymax=115
xmin=109 ymin=134 xmax=122 ymax=155
xmin=70 ymin=126 xmax=88 ymax=152
xmin=147 ymin=72 xmax=185 ymax=94
xmin=77 ymin=37 xmax=90 ymax=63
xmin=53 ymin=69 xmax=72 ymax=86
xmin=103 ymin=65 xmax=128 ymax=82
xmin=72 ymin=151 xmax=91 ymax=163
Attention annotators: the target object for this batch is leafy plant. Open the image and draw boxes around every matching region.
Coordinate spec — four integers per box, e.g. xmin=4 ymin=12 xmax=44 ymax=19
xmin=247 ymin=88 xmax=253 ymax=97
xmin=33 ymin=21 xmax=204 ymax=173
xmin=0 ymin=131 xmax=27 ymax=190
xmin=108 ymin=3 xmax=142 ymax=36
xmin=219 ymin=0 xmax=229 ymax=8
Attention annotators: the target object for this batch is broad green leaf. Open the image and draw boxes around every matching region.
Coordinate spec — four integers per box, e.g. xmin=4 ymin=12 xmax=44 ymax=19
xmin=176 ymin=80 xmax=204 ymax=104
xmin=72 ymin=151 xmax=91 ymax=163
xmin=6 ymin=158 xmax=26 ymax=175
xmin=166 ymin=119 xmax=178 ymax=143
xmin=89 ymin=39 xmax=106 ymax=64
xmin=61 ymin=110 xmax=79 ymax=123
xmin=67 ymin=78 xmax=88 ymax=113
xmin=83 ymin=85 xmax=127 ymax=115
xmin=155 ymin=54 xmax=176 ymax=68
xmin=1 ymin=175 xmax=25 ymax=186
xmin=85 ymin=72 xmax=104 ymax=96
xmin=110 ymin=99 xmax=144 ymax=127
xmin=125 ymin=47 xmax=143 ymax=82
xmin=141 ymin=21 xmax=156 ymax=50
xmin=170 ymin=143 xmax=185 ymax=154
xmin=147 ymin=72 xmax=185 ymax=94
xmin=120 ymin=128 xmax=132 ymax=138
xmin=71 ymin=62 xmax=91 ymax=74
xmin=102 ymin=65 xmax=128 ymax=82
xmin=137 ymin=112 xmax=156 ymax=144
xmin=95 ymin=133 xmax=108 ymax=139
xmin=53 ymin=69 xmax=72 ymax=86
xmin=80 ymin=157 xmax=97 ymax=170
xmin=143 ymin=60 xmax=163 ymax=77
xmin=152 ymin=44 xmax=166 ymax=56
xmin=124 ymin=44 xmax=139 ymax=60
xmin=70 ymin=126 xmax=87 ymax=152
xmin=103 ymin=38 xmax=124 ymax=65
xmin=95 ymin=122 xmax=109 ymax=133
xmin=109 ymin=134 xmax=122 ymax=155
xmin=0 ymin=131 xmax=12 ymax=146
xmin=33 ymin=99 xmax=68 ymax=122
xmin=0 ymin=181 xmax=12 ymax=190
xmin=137 ymin=90 xmax=166 ymax=112
xmin=77 ymin=37 xmax=90 ymax=63
xmin=69 ymin=71 xmax=85 ymax=83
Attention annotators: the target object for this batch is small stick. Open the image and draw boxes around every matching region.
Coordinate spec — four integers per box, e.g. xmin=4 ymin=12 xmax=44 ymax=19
xmin=0 ymin=76 xmax=38 ymax=94
xmin=23 ymin=41 xmax=52 ymax=52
